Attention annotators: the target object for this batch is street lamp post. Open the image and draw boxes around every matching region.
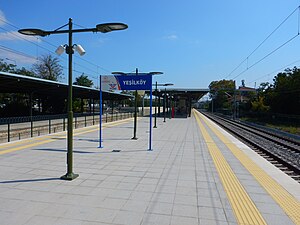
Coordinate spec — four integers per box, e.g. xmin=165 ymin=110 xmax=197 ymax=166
xmin=152 ymin=83 xmax=173 ymax=125
xmin=233 ymin=80 xmax=237 ymax=120
xmin=133 ymin=68 xmax=139 ymax=139
xmin=153 ymin=81 xmax=158 ymax=128
xmin=163 ymin=83 xmax=174 ymax=122
xmin=19 ymin=18 xmax=127 ymax=180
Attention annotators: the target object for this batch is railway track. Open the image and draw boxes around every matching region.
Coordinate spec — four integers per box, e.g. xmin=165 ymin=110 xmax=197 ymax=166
xmin=199 ymin=111 xmax=300 ymax=182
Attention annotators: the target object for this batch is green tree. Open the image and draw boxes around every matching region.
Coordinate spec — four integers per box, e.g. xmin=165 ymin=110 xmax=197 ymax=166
xmin=251 ymin=96 xmax=269 ymax=112
xmin=0 ymin=58 xmax=36 ymax=77
xmin=0 ymin=58 xmax=16 ymax=72
xmin=261 ymin=67 xmax=300 ymax=115
xmin=14 ymin=67 xmax=36 ymax=77
xmin=209 ymin=79 xmax=235 ymax=113
xmin=73 ymin=73 xmax=93 ymax=87
xmin=32 ymin=54 xmax=63 ymax=81
xmin=72 ymin=74 xmax=94 ymax=113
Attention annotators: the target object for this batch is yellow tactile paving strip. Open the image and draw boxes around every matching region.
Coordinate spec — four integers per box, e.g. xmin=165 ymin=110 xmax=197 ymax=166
xmin=0 ymin=118 xmax=132 ymax=155
xmin=194 ymin=109 xmax=300 ymax=225
xmin=193 ymin=110 xmax=267 ymax=225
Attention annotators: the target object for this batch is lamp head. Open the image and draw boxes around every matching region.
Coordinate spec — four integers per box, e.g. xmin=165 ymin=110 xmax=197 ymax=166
xmin=96 ymin=23 xmax=128 ymax=33
xmin=75 ymin=44 xmax=86 ymax=56
xmin=112 ymin=72 xmax=127 ymax=76
xmin=149 ymin=72 xmax=163 ymax=75
xmin=18 ymin=29 xmax=49 ymax=37
xmin=55 ymin=45 xmax=65 ymax=55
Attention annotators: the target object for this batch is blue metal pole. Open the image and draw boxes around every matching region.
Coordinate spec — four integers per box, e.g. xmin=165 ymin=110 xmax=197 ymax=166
xmin=99 ymin=75 xmax=103 ymax=148
xmin=149 ymin=81 xmax=153 ymax=151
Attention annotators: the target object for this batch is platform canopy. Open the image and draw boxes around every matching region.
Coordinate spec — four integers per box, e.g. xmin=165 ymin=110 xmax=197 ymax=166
xmin=148 ymin=88 xmax=209 ymax=102
xmin=0 ymin=71 xmax=132 ymax=100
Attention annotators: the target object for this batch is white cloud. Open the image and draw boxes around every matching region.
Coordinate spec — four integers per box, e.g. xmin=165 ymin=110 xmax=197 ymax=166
xmin=0 ymin=10 xmax=7 ymax=26
xmin=164 ymin=34 xmax=178 ymax=40
xmin=0 ymin=50 xmax=37 ymax=64
xmin=0 ymin=31 xmax=41 ymax=42
xmin=0 ymin=10 xmax=41 ymax=43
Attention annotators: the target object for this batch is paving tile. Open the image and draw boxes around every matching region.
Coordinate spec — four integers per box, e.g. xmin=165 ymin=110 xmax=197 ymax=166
xmin=39 ymin=203 xmax=69 ymax=217
xmin=155 ymin=184 xmax=177 ymax=194
xmin=262 ymin=213 xmax=296 ymax=225
xmin=197 ymin=196 xmax=223 ymax=208
xmin=147 ymin=202 xmax=173 ymax=215
xmin=85 ymin=207 xmax=117 ymax=223
xmin=174 ymin=194 xmax=197 ymax=206
xmin=108 ymin=189 xmax=133 ymax=199
xmin=54 ymin=218 xmax=84 ymax=225
xmin=170 ymin=216 xmax=199 ymax=225
xmin=140 ymin=177 xmax=160 ymax=185
xmin=112 ymin=210 xmax=144 ymax=225
xmin=135 ymin=183 xmax=157 ymax=192
xmin=130 ymin=191 xmax=153 ymax=202
xmin=151 ymin=192 xmax=175 ymax=204
xmin=98 ymin=197 xmax=127 ymax=210
xmin=198 ymin=206 xmax=227 ymax=221
xmin=117 ymin=181 xmax=138 ymax=190
xmin=0 ymin=211 xmax=33 ymax=225
xmin=23 ymin=215 xmax=58 ymax=225
xmin=172 ymin=204 xmax=198 ymax=218
xmin=199 ymin=218 xmax=231 ymax=225
xmin=177 ymin=179 xmax=196 ymax=188
xmin=141 ymin=213 xmax=171 ymax=225
xmin=122 ymin=199 xmax=150 ymax=212
xmin=175 ymin=186 xmax=197 ymax=196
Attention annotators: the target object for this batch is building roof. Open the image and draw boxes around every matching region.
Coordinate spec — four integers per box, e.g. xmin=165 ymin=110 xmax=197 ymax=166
xmin=238 ymin=86 xmax=256 ymax=92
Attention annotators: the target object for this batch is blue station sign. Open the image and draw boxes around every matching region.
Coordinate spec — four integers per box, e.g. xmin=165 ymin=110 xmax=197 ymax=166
xmin=116 ymin=75 xmax=152 ymax=90
xmin=101 ymin=75 xmax=152 ymax=91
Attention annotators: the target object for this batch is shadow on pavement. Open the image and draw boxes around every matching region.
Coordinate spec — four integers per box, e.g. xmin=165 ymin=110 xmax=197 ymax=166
xmin=0 ymin=177 xmax=60 ymax=184
xmin=33 ymin=148 xmax=96 ymax=154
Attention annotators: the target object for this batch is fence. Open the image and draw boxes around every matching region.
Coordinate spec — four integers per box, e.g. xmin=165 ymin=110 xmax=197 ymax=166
xmin=0 ymin=110 xmax=137 ymax=143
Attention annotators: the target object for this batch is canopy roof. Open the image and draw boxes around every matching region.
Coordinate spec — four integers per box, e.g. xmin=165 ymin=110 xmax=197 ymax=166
xmin=0 ymin=72 xmax=132 ymax=100
xmin=148 ymin=88 xmax=209 ymax=102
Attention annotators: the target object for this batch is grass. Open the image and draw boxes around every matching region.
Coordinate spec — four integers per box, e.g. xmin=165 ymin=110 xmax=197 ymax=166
xmin=241 ymin=117 xmax=300 ymax=136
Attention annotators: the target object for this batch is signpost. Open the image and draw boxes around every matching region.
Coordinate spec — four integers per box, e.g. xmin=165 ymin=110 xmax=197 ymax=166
xmin=100 ymin=74 xmax=154 ymax=150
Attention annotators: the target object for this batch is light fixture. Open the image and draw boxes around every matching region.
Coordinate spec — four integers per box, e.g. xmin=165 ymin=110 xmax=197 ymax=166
xmin=55 ymin=45 xmax=65 ymax=55
xmin=18 ymin=28 xmax=49 ymax=36
xmin=74 ymin=44 xmax=85 ymax=56
xmin=96 ymin=23 xmax=128 ymax=33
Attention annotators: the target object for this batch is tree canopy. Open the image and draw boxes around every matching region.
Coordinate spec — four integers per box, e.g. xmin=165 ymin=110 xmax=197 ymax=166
xmin=208 ymin=67 xmax=300 ymax=116
xmin=0 ymin=58 xmax=35 ymax=76
xmin=209 ymin=79 xmax=235 ymax=113
xmin=262 ymin=67 xmax=300 ymax=114
xmin=32 ymin=54 xmax=63 ymax=81
xmin=73 ymin=73 xmax=93 ymax=87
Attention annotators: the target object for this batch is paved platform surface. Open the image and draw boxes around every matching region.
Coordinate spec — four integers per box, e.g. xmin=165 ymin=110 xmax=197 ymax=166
xmin=0 ymin=110 xmax=299 ymax=225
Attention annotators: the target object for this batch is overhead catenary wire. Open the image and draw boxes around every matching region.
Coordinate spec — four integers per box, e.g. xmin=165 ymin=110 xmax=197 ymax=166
xmin=0 ymin=44 xmax=37 ymax=61
xmin=0 ymin=18 xmax=112 ymax=79
xmin=247 ymin=58 xmax=300 ymax=86
xmin=0 ymin=44 xmax=99 ymax=83
xmin=225 ymin=5 xmax=300 ymax=79
xmin=232 ymin=33 xmax=300 ymax=80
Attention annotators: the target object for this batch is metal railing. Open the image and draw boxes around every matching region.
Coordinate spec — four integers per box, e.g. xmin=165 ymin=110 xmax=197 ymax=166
xmin=0 ymin=109 xmax=138 ymax=143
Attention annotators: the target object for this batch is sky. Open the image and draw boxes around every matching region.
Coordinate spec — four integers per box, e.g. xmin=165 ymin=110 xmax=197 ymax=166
xmin=1 ymin=0 xmax=300 ymax=91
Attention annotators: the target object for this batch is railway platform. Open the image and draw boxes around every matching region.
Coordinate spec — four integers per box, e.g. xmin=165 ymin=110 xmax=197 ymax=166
xmin=0 ymin=109 xmax=299 ymax=225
